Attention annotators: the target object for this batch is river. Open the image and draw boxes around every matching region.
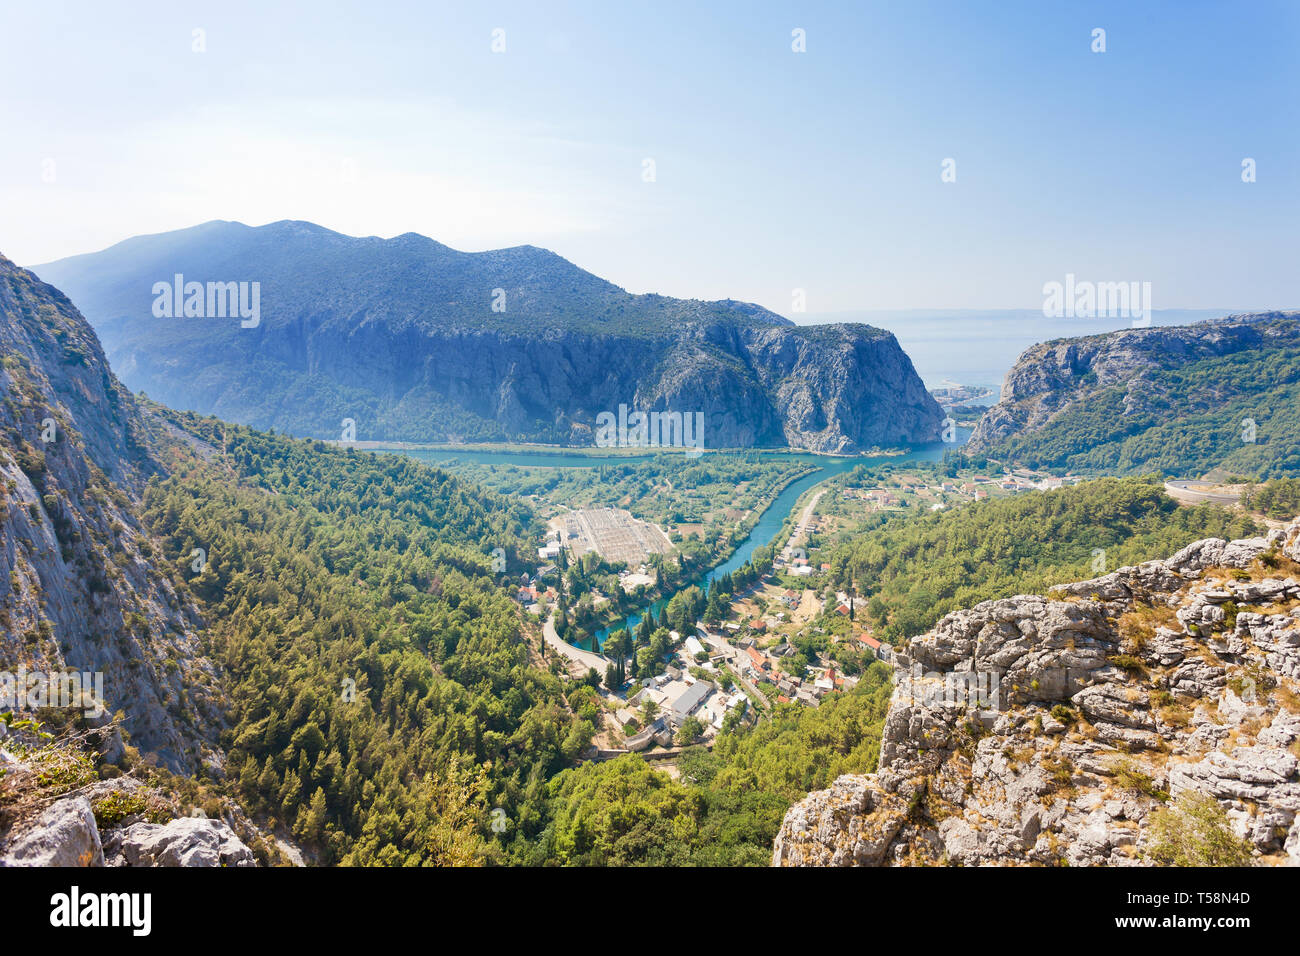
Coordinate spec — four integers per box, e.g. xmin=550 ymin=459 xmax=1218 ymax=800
xmin=389 ymin=432 xmax=969 ymax=651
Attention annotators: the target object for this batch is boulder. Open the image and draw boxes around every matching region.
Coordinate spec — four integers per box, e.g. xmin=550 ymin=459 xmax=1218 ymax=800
xmin=105 ymin=817 xmax=256 ymax=867
xmin=0 ymin=796 xmax=103 ymax=867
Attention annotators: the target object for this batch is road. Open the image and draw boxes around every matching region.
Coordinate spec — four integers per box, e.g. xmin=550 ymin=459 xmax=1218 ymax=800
xmin=1164 ymin=480 xmax=1242 ymax=506
xmin=781 ymin=487 xmax=827 ymax=559
xmin=543 ymin=610 xmax=610 ymax=672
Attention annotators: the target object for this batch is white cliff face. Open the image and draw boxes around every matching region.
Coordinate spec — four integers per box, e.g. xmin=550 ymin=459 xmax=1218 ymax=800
xmin=773 ymin=520 xmax=1300 ymax=867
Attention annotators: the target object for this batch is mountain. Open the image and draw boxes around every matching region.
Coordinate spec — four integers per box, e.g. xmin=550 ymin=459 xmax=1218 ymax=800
xmin=0 ymin=253 xmax=221 ymax=771
xmin=1 ymin=249 xmax=602 ymax=866
xmin=773 ymin=520 xmax=1300 ymax=866
xmin=32 ymin=221 xmax=943 ymax=453
xmin=965 ymin=312 xmax=1300 ymax=478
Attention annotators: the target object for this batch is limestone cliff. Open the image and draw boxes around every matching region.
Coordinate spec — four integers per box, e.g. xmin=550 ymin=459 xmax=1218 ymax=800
xmin=773 ymin=521 xmax=1300 ymax=866
xmin=966 ymin=312 xmax=1300 ymax=476
xmin=0 ymin=253 xmax=221 ymax=772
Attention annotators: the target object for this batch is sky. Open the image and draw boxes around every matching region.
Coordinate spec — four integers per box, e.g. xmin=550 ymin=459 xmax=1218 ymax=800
xmin=2 ymin=0 xmax=1298 ymax=313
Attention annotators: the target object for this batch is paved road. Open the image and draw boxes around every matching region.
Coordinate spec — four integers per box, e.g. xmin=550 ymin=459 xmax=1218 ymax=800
xmin=1164 ymin=480 xmax=1242 ymax=505
xmin=543 ymin=611 xmax=610 ymax=671
xmin=726 ymin=665 xmax=770 ymax=709
xmin=782 ymin=487 xmax=827 ymax=559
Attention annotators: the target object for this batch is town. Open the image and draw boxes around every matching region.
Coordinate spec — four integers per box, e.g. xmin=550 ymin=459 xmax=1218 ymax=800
xmin=512 ymin=464 xmax=1087 ymax=762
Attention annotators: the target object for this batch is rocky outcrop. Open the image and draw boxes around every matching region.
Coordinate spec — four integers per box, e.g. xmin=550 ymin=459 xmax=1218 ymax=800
xmin=0 ymin=732 xmax=259 ymax=868
xmin=33 ymin=220 xmax=943 ymax=452
xmin=0 ymin=796 xmax=104 ymax=867
xmin=0 ymin=800 xmax=256 ymax=868
xmin=966 ymin=312 xmax=1300 ymax=474
xmin=773 ymin=520 xmax=1300 ymax=866
xmin=103 ymin=817 xmax=256 ymax=868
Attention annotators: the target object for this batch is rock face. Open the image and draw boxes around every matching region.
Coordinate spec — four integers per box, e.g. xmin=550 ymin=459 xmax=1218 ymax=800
xmin=33 ymin=221 xmax=942 ymax=452
xmin=773 ymin=520 xmax=1300 ymax=866
xmin=966 ymin=312 xmax=1300 ymax=475
xmin=0 ymin=253 xmax=222 ymax=771
xmin=0 ymin=797 xmax=104 ymax=867
xmin=0 ymin=739 xmax=259 ymax=868
xmin=104 ymin=817 xmax=256 ymax=868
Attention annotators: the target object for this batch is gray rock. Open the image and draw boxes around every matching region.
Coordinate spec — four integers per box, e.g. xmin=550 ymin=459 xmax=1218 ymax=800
xmin=0 ymin=796 xmax=103 ymax=867
xmin=774 ymin=520 xmax=1300 ymax=866
xmin=105 ymin=817 xmax=256 ymax=868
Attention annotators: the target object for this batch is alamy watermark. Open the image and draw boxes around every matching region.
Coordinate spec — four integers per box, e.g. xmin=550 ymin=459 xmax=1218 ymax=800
xmin=594 ymin=404 xmax=705 ymax=457
xmin=895 ymin=663 xmax=1003 ymax=717
xmin=152 ymin=275 xmax=260 ymax=328
xmin=1 ymin=667 xmax=105 ymax=718
xmin=1042 ymin=273 xmax=1151 ymax=327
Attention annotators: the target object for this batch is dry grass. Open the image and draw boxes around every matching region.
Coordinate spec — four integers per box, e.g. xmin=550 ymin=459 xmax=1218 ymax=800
xmin=1117 ymin=604 xmax=1181 ymax=654
xmin=0 ymin=724 xmax=102 ymax=837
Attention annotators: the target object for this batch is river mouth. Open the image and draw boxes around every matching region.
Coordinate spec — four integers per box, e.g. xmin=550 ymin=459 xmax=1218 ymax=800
xmin=385 ymin=433 xmax=970 ymax=651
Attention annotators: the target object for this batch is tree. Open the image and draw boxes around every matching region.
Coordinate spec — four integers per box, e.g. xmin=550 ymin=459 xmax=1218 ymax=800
xmin=1145 ymin=792 xmax=1254 ymax=866
xmin=675 ymin=716 xmax=704 ymax=746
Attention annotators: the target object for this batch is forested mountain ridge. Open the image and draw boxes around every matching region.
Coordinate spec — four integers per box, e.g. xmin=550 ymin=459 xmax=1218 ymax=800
xmin=33 ymin=220 xmax=943 ymax=452
xmin=138 ymin=412 xmax=593 ymax=864
xmin=826 ymin=475 xmax=1262 ymax=643
xmin=966 ymin=312 xmax=1300 ymax=477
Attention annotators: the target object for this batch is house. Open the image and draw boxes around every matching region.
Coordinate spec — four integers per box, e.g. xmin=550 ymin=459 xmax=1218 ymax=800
xmin=859 ymin=634 xmax=892 ymax=661
xmin=684 ymin=635 xmax=705 ymax=659
xmin=667 ymin=680 xmax=712 ymax=726
xmin=745 ymin=646 xmax=766 ymax=672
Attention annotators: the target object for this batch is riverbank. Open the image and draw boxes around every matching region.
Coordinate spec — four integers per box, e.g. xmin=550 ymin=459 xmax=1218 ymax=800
xmin=346 ymin=440 xmax=914 ymax=460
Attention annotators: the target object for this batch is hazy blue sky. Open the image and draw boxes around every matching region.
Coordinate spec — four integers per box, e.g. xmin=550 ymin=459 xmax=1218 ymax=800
xmin=3 ymin=0 xmax=1297 ymax=312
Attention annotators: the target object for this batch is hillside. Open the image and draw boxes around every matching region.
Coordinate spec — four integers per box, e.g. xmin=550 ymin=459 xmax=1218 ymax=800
xmin=33 ymin=221 xmax=942 ymax=452
xmin=826 ymin=475 xmax=1261 ymax=642
xmin=965 ymin=312 xmax=1300 ymax=478
xmin=1 ymin=252 xmax=594 ymax=865
xmin=774 ymin=520 xmax=1300 ymax=866
xmin=0 ymin=253 xmax=220 ymax=771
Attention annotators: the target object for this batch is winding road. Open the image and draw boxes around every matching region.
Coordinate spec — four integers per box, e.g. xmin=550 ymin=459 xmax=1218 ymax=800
xmin=1164 ymin=480 xmax=1242 ymax=506
xmin=543 ymin=610 xmax=610 ymax=671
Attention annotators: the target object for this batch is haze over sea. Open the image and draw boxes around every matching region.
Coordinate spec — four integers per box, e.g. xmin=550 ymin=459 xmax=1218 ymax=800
xmin=798 ymin=309 xmax=1233 ymax=397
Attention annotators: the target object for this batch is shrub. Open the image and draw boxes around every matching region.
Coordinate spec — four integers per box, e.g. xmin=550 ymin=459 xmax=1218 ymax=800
xmin=1145 ymin=792 xmax=1253 ymax=866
